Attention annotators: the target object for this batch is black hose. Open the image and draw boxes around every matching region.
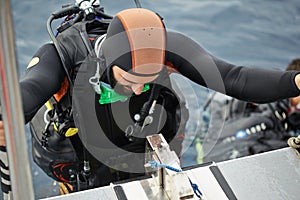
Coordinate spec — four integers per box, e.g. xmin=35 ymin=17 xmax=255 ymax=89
xmin=47 ymin=15 xmax=74 ymax=89
xmin=46 ymin=4 xmax=113 ymax=89
xmin=95 ymin=9 xmax=113 ymax=19
xmin=134 ymin=0 xmax=142 ymax=8
xmin=52 ymin=5 xmax=80 ymax=19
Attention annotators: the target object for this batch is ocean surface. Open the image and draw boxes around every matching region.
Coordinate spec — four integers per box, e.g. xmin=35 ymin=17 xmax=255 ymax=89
xmin=7 ymin=0 xmax=300 ymax=198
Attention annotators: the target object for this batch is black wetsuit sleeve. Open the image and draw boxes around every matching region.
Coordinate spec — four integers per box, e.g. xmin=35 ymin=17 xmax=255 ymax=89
xmin=20 ymin=43 xmax=65 ymax=123
xmin=166 ymin=31 xmax=300 ymax=103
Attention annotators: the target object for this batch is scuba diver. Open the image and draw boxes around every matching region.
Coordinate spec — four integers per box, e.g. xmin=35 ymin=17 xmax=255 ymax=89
xmin=202 ymin=58 xmax=300 ymax=163
xmin=1 ymin=0 xmax=300 ymax=194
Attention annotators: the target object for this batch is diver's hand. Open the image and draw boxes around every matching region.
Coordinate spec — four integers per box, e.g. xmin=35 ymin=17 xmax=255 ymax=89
xmin=0 ymin=121 xmax=5 ymax=146
xmin=295 ymin=74 xmax=300 ymax=91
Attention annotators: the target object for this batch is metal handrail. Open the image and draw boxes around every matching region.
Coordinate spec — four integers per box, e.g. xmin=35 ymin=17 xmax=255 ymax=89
xmin=0 ymin=0 xmax=35 ymax=199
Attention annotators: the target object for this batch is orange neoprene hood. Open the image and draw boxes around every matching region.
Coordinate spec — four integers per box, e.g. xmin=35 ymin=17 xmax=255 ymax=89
xmin=101 ymin=8 xmax=167 ymax=84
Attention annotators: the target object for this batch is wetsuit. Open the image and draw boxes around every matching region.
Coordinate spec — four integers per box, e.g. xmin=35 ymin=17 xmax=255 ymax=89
xmin=21 ymin=20 xmax=300 ymax=122
xmin=21 ymin=19 xmax=300 ymax=187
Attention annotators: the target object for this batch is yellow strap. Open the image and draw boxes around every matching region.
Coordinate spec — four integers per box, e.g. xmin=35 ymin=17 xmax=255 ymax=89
xmin=59 ymin=183 xmax=69 ymax=195
xmin=65 ymin=128 xmax=78 ymax=137
xmin=45 ymin=101 xmax=53 ymax=110
xmin=59 ymin=182 xmax=73 ymax=195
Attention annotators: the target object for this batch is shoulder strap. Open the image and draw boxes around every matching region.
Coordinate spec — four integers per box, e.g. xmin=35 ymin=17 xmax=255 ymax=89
xmin=77 ymin=21 xmax=98 ymax=58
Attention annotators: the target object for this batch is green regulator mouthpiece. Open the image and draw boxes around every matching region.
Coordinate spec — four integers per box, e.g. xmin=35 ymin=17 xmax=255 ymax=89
xmin=99 ymin=82 xmax=150 ymax=104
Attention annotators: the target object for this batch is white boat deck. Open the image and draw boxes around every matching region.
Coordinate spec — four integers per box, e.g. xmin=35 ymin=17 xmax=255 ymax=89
xmin=41 ymin=147 xmax=300 ymax=200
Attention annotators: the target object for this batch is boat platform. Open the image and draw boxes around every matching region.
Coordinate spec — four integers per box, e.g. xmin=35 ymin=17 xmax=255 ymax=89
xmin=42 ymin=147 xmax=300 ymax=200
